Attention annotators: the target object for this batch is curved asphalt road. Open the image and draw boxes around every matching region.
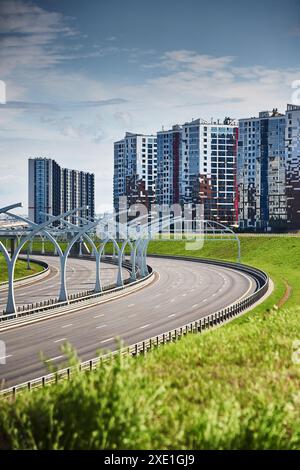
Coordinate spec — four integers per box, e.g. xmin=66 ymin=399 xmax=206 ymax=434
xmin=0 ymin=256 xmax=130 ymax=312
xmin=0 ymin=256 xmax=257 ymax=388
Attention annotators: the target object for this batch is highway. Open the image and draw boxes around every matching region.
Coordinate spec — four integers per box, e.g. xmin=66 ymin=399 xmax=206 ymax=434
xmin=0 ymin=255 xmax=257 ymax=388
xmin=0 ymin=256 xmax=130 ymax=312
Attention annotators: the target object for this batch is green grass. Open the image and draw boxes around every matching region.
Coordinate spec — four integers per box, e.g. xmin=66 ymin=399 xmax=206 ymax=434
xmin=148 ymin=236 xmax=300 ymax=310
xmin=0 ymin=255 xmax=43 ymax=283
xmin=0 ymin=236 xmax=300 ymax=449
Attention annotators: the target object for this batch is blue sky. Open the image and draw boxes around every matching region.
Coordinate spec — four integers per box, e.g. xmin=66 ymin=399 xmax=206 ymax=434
xmin=0 ymin=0 xmax=299 ymax=212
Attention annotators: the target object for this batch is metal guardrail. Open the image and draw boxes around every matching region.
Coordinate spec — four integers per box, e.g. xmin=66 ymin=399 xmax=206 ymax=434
xmin=0 ymin=256 xmax=269 ymax=400
xmin=0 ymin=255 xmax=141 ymax=321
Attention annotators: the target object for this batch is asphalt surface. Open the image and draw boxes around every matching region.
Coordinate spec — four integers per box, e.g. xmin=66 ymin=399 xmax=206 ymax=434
xmin=0 ymin=256 xmax=257 ymax=388
xmin=0 ymin=256 xmax=129 ymax=312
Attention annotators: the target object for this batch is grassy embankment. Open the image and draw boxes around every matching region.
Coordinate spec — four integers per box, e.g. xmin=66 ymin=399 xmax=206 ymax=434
xmin=0 ymin=236 xmax=300 ymax=449
xmin=0 ymin=255 xmax=43 ymax=283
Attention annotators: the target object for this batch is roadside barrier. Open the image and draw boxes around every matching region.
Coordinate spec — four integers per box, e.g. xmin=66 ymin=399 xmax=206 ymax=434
xmin=0 ymin=256 xmax=152 ymax=324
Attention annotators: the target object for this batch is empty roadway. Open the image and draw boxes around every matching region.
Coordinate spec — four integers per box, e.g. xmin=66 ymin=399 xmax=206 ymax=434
xmin=0 ymin=256 xmax=257 ymax=388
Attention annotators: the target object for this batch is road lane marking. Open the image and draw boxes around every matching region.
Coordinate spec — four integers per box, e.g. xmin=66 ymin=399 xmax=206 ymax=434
xmin=61 ymin=324 xmax=72 ymax=328
xmin=53 ymin=338 xmax=66 ymax=343
xmin=100 ymin=337 xmax=114 ymax=344
xmin=192 ymin=304 xmax=198 ymax=308
xmin=0 ymin=354 xmax=12 ymax=361
xmin=94 ymin=314 xmax=104 ymax=318
xmin=140 ymin=324 xmax=151 ymax=329
xmin=45 ymin=355 xmax=63 ymax=363
xmin=96 ymin=324 xmax=107 ymax=329
xmin=168 ymin=314 xmax=176 ymax=318
xmin=202 ymin=298 xmax=207 ymax=302
xmin=127 ymin=304 xmax=135 ymax=307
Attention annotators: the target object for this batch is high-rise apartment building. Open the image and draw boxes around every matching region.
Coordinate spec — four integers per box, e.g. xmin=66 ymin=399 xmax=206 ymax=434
xmin=181 ymin=118 xmax=238 ymax=225
xmin=285 ymin=104 xmax=300 ymax=229
xmin=237 ymin=108 xmax=288 ymax=230
xmin=113 ymin=132 xmax=157 ymax=213
xmin=114 ymin=106 xmax=300 ymax=230
xmin=156 ymin=118 xmax=238 ymax=226
xmin=156 ymin=125 xmax=181 ymax=206
xmin=28 ymin=158 xmax=95 ymax=225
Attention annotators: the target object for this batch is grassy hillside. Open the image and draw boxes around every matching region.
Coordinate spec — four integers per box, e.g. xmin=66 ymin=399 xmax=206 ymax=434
xmin=0 ymin=236 xmax=300 ymax=449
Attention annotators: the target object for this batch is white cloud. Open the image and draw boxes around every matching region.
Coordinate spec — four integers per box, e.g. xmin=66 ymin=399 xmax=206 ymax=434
xmin=1 ymin=1 xmax=299 ymax=214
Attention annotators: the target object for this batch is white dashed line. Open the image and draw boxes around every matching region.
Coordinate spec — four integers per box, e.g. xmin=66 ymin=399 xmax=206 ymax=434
xmin=53 ymin=338 xmax=66 ymax=343
xmin=100 ymin=337 xmax=114 ymax=344
xmin=96 ymin=324 xmax=107 ymax=329
xmin=61 ymin=324 xmax=72 ymax=328
xmin=140 ymin=324 xmax=151 ymax=329
xmin=127 ymin=304 xmax=135 ymax=307
xmin=168 ymin=313 xmax=176 ymax=318
xmin=192 ymin=304 xmax=198 ymax=308
xmin=45 ymin=355 xmax=63 ymax=363
xmin=94 ymin=314 xmax=104 ymax=318
xmin=0 ymin=354 xmax=12 ymax=361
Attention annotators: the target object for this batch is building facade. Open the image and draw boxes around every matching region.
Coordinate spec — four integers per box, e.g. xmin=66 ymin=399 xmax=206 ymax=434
xmin=285 ymin=104 xmax=300 ymax=229
xmin=28 ymin=158 xmax=95 ymax=225
xmin=181 ymin=118 xmax=238 ymax=225
xmin=237 ymin=107 xmax=295 ymax=231
xmin=155 ymin=118 xmax=238 ymax=226
xmin=113 ymin=132 xmax=157 ymax=214
xmin=156 ymin=125 xmax=181 ymax=206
